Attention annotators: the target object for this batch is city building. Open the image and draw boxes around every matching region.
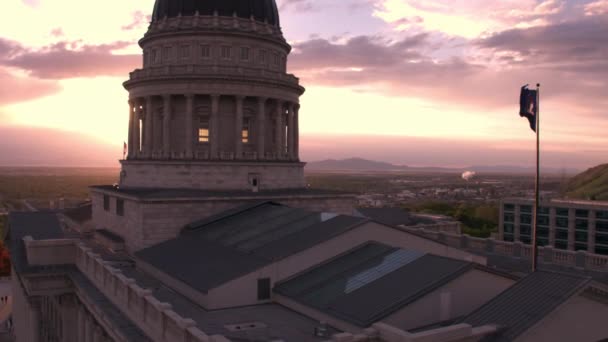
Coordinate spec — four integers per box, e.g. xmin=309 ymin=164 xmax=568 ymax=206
xmin=5 ymin=1 xmax=608 ymax=342
xmin=499 ymin=198 xmax=608 ymax=255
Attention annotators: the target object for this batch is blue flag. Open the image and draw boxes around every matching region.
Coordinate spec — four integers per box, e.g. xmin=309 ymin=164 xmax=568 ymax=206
xmin=519 ymin=85 xmax=538 ymax=132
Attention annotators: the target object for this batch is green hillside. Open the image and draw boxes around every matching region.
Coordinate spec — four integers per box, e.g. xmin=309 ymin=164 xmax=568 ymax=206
xmin=564 ymin=164 xmax=608 ymax=200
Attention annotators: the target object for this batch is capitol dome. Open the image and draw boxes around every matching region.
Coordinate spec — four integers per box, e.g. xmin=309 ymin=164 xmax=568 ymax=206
xmin=151 ymin=0 xmax=281 ymax=26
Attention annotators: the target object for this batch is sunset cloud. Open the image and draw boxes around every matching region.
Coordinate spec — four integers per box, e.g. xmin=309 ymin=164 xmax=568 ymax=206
xmin=0 ymin=38 xmax=139 ymax=79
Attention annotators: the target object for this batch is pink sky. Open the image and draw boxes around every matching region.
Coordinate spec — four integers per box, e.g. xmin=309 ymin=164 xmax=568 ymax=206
xmin=0 ymin=0 xmax=607 ymax=169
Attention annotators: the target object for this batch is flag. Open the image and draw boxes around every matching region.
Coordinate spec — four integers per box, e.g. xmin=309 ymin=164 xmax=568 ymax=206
xmin=519 ymin=85 xmax=538 ymax=132
xmin=123 ymin=142 xmax=127 ymax=159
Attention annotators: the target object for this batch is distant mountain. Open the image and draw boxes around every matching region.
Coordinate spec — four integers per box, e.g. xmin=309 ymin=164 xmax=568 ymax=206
xmin=306 ymin=158 xmax=580 ymax=174
xmin=306 ymin=158 xmax=408 ymax=171
xmin=563 ymin=164 xmax=608 ymax=200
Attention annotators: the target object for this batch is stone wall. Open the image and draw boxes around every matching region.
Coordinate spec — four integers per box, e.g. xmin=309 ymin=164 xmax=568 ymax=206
xmin=120 ymin=161 xmax=305 ymax=190
xmin=91 ymin=188 xmax=355 ymax=252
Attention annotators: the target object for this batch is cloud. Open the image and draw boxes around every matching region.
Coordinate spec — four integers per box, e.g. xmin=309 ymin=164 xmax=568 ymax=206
xmin=50 ymin=28 xmax=65 ymax=37
xmin=0 ymin=37 xmax=140 ymax=79
xmin=584 ymin=0 xmax=608 ymax=15
xmin=278 ymin=0 xmax=315 ymax=12
xmin=0 ymin=68 xmax=60 ymax=105
xmin=21 ymin=0 xmax=39 ymax=8
xmin=122 ymin=11 xmax=151 ymax=31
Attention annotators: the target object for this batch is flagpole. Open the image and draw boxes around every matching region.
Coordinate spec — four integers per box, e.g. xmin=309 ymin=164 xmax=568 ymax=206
xmin=532 ymin=83 xmax=541 ymax=272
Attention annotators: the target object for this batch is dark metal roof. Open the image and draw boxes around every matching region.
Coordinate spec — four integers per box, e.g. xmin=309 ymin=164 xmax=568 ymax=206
xmin=151 ymin=0 xmax=281 ymax=26
xmin=463 ymin=271 xmax=591 ymax=342
xmin=357 ymin=208 xmax=435 ymax=226
xmin=91 ymin=185 xmax=353 ymax=200
xmin=275 ymin=242 xmax=473 ymax=327
xmin=136 ymin=202 xmax=368 ymax=292
xmin=62 ymin=203 xmax=92 ymax=223
xmin=7 ymin=211 xmax=65 ymax=273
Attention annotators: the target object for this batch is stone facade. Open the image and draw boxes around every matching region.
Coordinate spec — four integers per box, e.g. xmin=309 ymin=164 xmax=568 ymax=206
xmin=91 ymin=188 xmax=355 ymax=252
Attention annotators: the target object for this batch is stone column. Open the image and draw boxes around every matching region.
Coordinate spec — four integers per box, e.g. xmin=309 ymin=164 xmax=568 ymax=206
xmin=128 ymin=100 xmax=135 ymax=158
xmin=257 ymin=97 xmax=267 ymax=159
xmin=235 ymin=96 xmax=244 ymax=159
xmin=162 ymin=95 xmax=172 ymax=158
xmin=144 ymin=96 xmax=154 ymax=156
xmin=210 ymin=94 xmax=220 ymax=159
xmin=275 ymin=101 xmax=284 ymax=159
xmin=185 ymin=94 xmax=195 ymax=159
xmin=294 ymin=104 xmax=300 ymax=160
xmin=77 ymin=305 xmax=85 ymax=342
xmin=287 ymin=103 xmax=295 ymax=160
xmin=589 ymin=210 xmax=596 ymax=253
xmin=133 ymin=99 xmax=142 ymax=157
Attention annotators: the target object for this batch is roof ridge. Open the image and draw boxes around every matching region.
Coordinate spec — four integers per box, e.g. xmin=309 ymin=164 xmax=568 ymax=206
xmin=182 ymin=201 xmax=283 ymax=233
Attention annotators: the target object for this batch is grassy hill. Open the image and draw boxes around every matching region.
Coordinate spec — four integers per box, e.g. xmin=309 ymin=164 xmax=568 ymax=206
xmin=564 ymin=164 xmax=608 ymax=200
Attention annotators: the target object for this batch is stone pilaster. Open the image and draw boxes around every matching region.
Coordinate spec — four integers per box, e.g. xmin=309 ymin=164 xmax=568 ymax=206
xmin=287 ymin=103 xmax=295 ymax=160
xmin=235 ymin=95 xmax=244 ymax=159
xmin=294 ymin=104 xmax=300 ymax=160
xmin=133 ymin=99 xmax=142 ymax=157
xmin=162 ymin=95 xmax=172 ymax=157
xmin=185 ymin=94 xmax=195 ymax=158
xmin=144 ymin=96 xmax=154 ymax=156
xmin=128 ymin=100 xmax=135 ymax=158
xmin=210 ymin=94 xmax=220 ymax=159
xmin=275 ymin=100 xmax=284 ymax=158
xmin=257 ymin=97 xmax=267 ymax=159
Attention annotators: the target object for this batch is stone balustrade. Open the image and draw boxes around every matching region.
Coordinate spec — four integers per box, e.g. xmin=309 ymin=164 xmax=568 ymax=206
xmin=128 ymin=64 xmax=300 ymax=86
xmin=21 ymin=236 xmax=228 ymax=342
xmin=402 ymin=228 xmax=608 ymax=272
xmin=75 ymin=244 xmax=228 ymax=342
xmin=328 ymin=323 xmax=497 ymax=342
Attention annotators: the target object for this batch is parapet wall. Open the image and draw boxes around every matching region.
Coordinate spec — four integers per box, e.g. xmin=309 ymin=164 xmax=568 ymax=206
xmin=328 ymin=323 xmax=496 ymax=342
xmin=403 ymin=228 xmax=608 ymax=272
xmin=75 ymin=244 xmax=229 ymax=342
xmin=22 ymin=236 xmax=228 ymax=342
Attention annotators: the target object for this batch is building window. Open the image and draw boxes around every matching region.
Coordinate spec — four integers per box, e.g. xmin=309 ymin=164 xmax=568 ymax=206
xmin=596 ymin=245 xmax=608 ymax=255
xmin=272 ymin=53 xmax=279 ymax=66
xmin=179 ymin=45 xmax=191 ymax=59
xmin=520 ymin=214 xmax=532 ymax=225
xmin=151 ymin=49 xmax=159 ymax=64
xmin=555 ymin=240 xmax=568 ymax=250
xmin=504 ymin=234 xmax=514 ymax=242
xmin=503 ymin=223 xmax=514 ymax=234
xmin=221 ymin=46 xmax=231 ymax=59
xmin=555 ymin=229 xmax=569 ymax=241
xmin=538 ymin=227 xmax=549 ymax=238
xmin=242 ymin=118 xmax=250 ymax=143
xmin=596 ymin=233 xmax=608 ymax=246
xmin=597 ymin=220 xmax=608 ymax=233
xmin=575 ymin=243 xmax=587 ymax=251
xmin=520 ymin=225 xmax=531 ymax=236
xmin=116 ymin=199 xmax=124 ymax=217
xmin=520 ymin=205 xmax=532 ymax=213
xmin=537 ymin=215 xmax=549 ymax=226
xmin=596 ymin=211 xmax=608 ymax=220
xmin=575 ymin=231 xmax=588 ymax=242
xmin=575 ymin=219 xmax=588 ymax=231
xmin=556 ymin=208 xmax=569 ymax=217
xmin=259 ymin=50 xmax=266 ymax=64
xmin=520 ymin=235 xmax=531 ymax=244
xmin=556 ymin=217 xmax=569 ymax=228
xmin=575 ymin=209 xmax=589 ymax=218
xmin=198 ymin=118 xmax=210 ymax=143
xmin=201 ymin=45 xmax=211 ymax=58
xmin=103 ymin=195 xmax=110 ymax=211
xmin=504 ymin=213 xmax=514 ymax=223
xmin=538 ymin=207 xmax=550 ymax=215
xmin=240 ymin=47 xmax=250 ymax=61
xmin=257 ymin=278 xmax=271 ymax=300
xmin=162 ymin=47 xmax=171 ymax=61
xmin=503 ymin=204 xmax=515 ymax=212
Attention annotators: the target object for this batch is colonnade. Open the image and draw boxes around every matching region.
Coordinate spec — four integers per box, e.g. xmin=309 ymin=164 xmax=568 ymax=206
xmin=127 ymin=94 xmax=300 ymax=161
